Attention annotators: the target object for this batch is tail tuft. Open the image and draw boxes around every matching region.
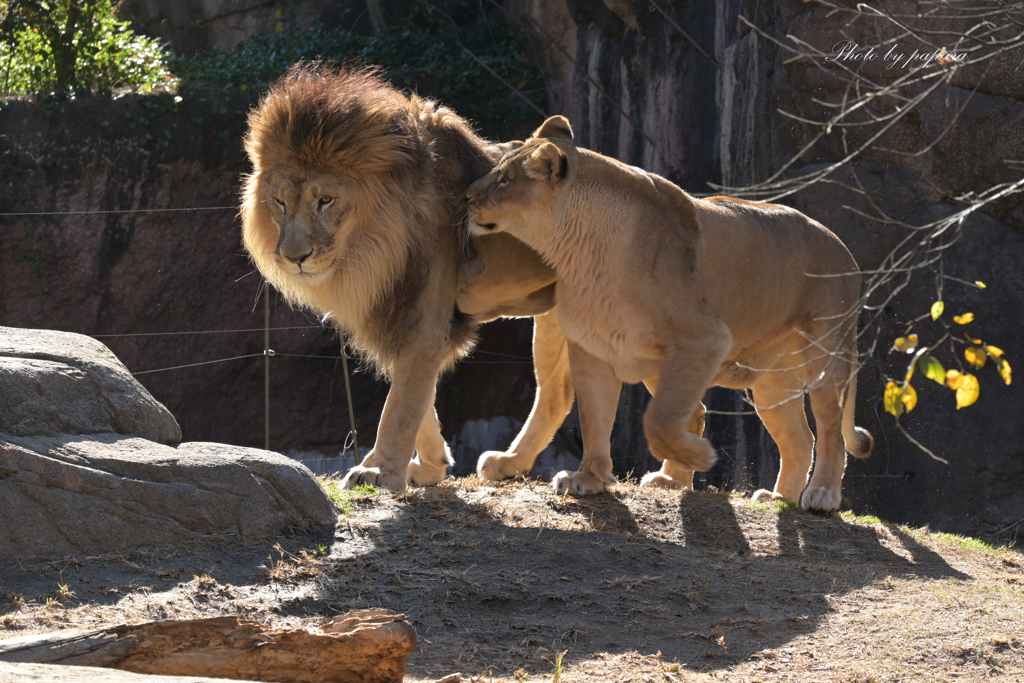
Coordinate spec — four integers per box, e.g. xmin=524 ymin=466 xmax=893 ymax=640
xmin=852 ymin=426 xmax=874 ymax=459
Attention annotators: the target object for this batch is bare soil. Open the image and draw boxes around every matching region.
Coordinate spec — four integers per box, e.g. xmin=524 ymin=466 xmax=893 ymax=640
xmin=1 ymin=477 xmax=1022 ymax=683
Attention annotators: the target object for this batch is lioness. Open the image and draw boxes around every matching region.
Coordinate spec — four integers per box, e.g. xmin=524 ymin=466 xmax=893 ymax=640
xmin=466 ymin=116 xmax=873 ymax=511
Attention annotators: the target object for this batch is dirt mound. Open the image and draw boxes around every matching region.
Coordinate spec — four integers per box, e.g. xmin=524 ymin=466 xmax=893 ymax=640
xmin=1 ymin=479 xmax=1021 ymax=681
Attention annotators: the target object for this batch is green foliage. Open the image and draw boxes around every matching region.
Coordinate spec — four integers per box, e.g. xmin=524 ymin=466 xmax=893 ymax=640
xmin=169 ymin=7 xmax=546 ymax=128
xmin=0 ymin=0 xmax=174 ymax=95
xmin=318 ymin=475 xmax=379 ymax=515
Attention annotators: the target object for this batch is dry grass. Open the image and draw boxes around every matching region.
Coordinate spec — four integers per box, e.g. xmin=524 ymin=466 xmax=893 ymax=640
xmin=1 ymin=477 xmax=1022 ymax=682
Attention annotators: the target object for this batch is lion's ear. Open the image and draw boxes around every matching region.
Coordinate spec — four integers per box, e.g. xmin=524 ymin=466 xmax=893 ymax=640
xmin=532 ymin=115 xmax=573 ymax=142
xmin=524 ymin=142 xmax=567 ymax=183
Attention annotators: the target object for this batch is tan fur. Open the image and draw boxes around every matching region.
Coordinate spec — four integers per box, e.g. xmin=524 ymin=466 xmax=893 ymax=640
xmin=241 ymin=65 xmax=574 ymax=492
xmin=466 ymin=116 xmax=873 ymax=511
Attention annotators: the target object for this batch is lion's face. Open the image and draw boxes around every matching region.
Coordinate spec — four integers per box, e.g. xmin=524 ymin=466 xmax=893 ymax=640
xmin=258 ymin=167 xmax=356 ymax=284
xmin=466 ymin=139 xmax=569 ymax=239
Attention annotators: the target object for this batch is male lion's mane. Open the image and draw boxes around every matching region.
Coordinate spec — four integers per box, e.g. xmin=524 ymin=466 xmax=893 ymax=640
xmin=240 ymin=64 xmax=490 ymax=376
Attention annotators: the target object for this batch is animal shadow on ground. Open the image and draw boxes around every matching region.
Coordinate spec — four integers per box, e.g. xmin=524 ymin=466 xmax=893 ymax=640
xmin=308 ymin=483 xmax=969 ymax=676
xmin=0 ymin=481 xmax=970 ymax=680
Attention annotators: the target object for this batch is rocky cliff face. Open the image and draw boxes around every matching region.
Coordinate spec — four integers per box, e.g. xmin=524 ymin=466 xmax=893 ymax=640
xmin=2 ymin=0 xmax=1020 ymax=535
xmin=511 ymin=0 xmax=1024 ymax=535
xmin=0 ymin=91 xmax=536 ymax=467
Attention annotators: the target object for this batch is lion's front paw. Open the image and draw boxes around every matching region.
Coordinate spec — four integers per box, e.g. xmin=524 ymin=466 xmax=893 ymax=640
xmin=751 ymin=488 xmax=785 ymax=502
xmin=340 ymin=465 xmax=407 ymax=492
xmin=477 ymin=451 xmax=528 ymax=481
xmin=639 ymin=471 xmax=691 ymax=490
xmin=799 ymin=486 xmax=841 ymax=511
xmin=552 ymin=469 xmax=615 ymax=496
xmin=407 ymin=457 xmax=448 ymax=487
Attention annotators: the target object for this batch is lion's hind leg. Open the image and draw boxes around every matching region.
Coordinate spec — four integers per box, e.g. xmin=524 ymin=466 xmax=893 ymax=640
xmin=407 ymin=401 xmax=454 ymax=487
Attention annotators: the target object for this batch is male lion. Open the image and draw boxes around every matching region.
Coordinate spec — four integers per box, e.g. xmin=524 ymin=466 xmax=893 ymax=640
xmin=242 ymin=65 xmax=574 ymax=492
xmin=466 ymin=116 xmax=873 ymax=511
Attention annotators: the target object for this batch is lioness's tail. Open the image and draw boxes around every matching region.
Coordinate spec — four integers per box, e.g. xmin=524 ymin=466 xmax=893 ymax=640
xmin=842 ymin=368 xmax=874 ymax=459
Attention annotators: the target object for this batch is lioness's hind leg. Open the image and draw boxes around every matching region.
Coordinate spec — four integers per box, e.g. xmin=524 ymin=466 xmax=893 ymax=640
xmin=640 ymin=392 xmax=702 ymax=490
xmin=800 ymin=378 xmax=848 ymax=511
xmin=477 ymin=310 xmax=574 ymax=481
xmin=552 ymin=342 xmax=619 ymax=496
xmin=408 ymin=400 xmax=454 ymax=487
xmin=750 ymin=377 xmax=814 ymax=504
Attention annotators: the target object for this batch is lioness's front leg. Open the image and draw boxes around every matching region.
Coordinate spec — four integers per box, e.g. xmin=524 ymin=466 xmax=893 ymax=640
xmin=644 ymin=320 xmax=731 ymax=471
xmin=639 ymin=382 xmax=703 ymax=490
xmin=341 ymin=347 xmax=448 ymax=492
xmin=477 ymin=309 xmax=574 ymax=481
xmin=551 ymin=342 xmax=619 ymax=496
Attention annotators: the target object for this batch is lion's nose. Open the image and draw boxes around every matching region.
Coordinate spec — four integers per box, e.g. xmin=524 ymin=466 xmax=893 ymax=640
xmin=280 ymin=246 xmax=313 ymax=265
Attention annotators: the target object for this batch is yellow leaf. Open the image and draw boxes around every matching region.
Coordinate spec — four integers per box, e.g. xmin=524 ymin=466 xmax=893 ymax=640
xmin=997 ymin=358 xmax=1012 ymax=385
xmin=953 ymin=312 xmax=974 ymax=324
xmin=985 ymin=345 xmax=1004 ymax=358
xmin=975 ymin=281 xmax=986 ymax=288
xmin=967 ymin=336 xmax=983 ymax=344
xmin=901 ymin=383 xmax=918 ymax=412
xmin=884 ymin=381 xmax=905 ymax=418
xmin=894 ymin=334 xmax=918 ymax=353
xmin=275 ymin=8 xmax=283 ymax=16
xmin=945 ymin=369 xmax=965 ymax=390
xmin=918 ymin=355 xmax=946 ymax=384
xmin=931 ymin=301 xmax=944 ymax=320
xmin=275 ymin=21 xmax=284 ymax=32
xmin=964 ymin=347 xmax=986 ymax=369
xmin=955 ymin=373 xmax=980 ymax=409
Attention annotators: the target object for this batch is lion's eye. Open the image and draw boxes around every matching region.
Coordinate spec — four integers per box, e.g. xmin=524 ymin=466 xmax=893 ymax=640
xmin=318 ymin=196 xmax=334 ymax=209
xmin=273 ymin=197 xmax=286 ymax=210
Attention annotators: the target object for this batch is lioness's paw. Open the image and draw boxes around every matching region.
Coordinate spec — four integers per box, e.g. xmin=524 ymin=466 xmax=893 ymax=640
xmin=340 ymin=465 xmax=407 ymax=492
xmin=639 ymin=471 xmax=691 ymax=490
xmin=751 ymin=488 xmax=784 ymax=502
xmin=407 ymin=458 xmax=448 ymax=487
xmin=799 ymin=486 xmax=841 ymax=512
xmin=477 ymin=451 xmax=527 ymax=481
xmin=552 ymin=469 xmax=615 ymax=496
xmin=662 ymin=436 xmax=717 ymax=471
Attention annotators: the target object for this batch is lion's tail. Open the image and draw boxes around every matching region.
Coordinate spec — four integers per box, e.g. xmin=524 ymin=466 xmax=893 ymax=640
xmin=842 ymin=367 xmax=874 ymax=459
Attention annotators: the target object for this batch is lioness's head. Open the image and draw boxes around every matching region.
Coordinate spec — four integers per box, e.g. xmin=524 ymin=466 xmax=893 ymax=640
xmin=466 ymin=116 xmax=575 ymax=240
xmin=241 ymin=64 xmax=423 ymax=302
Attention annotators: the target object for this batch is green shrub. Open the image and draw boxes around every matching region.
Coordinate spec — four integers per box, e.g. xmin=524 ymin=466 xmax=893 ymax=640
xmin=169 ymin=7 xmax=546 ymax=128
xmin=0 ymin=0 xmax=174 ymax=95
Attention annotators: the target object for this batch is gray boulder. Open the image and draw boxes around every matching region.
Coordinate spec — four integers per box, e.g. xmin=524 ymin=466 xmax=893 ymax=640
xmin=0 ymin=328 xmax=336 ymax=560
xmin=0 ymin=327 xmax=181 ymax=444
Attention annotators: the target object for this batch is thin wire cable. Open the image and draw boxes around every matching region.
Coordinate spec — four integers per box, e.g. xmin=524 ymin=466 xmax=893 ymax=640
xmin=1 ymin=206 xmax=238 ymax=217
xmin=133 ymin=353 xmax=264 ymax=376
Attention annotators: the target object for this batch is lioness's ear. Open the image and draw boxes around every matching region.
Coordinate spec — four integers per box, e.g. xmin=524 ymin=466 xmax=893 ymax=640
xmin=532 ymin=115 xmax=573 ymax=142
xmin=524 ymin=142 xmax=567 ymax=183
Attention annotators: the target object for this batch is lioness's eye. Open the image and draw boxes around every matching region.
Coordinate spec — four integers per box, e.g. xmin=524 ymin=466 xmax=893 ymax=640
xmin=318 ymin=196 xmax=334 ymax=209
xmin=496 ymin=176 xmax=509 ymax=189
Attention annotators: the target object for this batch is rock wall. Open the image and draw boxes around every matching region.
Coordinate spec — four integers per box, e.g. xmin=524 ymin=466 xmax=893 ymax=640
xmin=0 ymin=91 xmax=536 ymax=465
xmin=512 ymin=0 xmax=1024 ymax=535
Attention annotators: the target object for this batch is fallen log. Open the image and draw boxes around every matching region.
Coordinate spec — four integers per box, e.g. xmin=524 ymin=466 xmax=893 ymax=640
xmin=0 ymin=609 xmax=416 ymax=683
